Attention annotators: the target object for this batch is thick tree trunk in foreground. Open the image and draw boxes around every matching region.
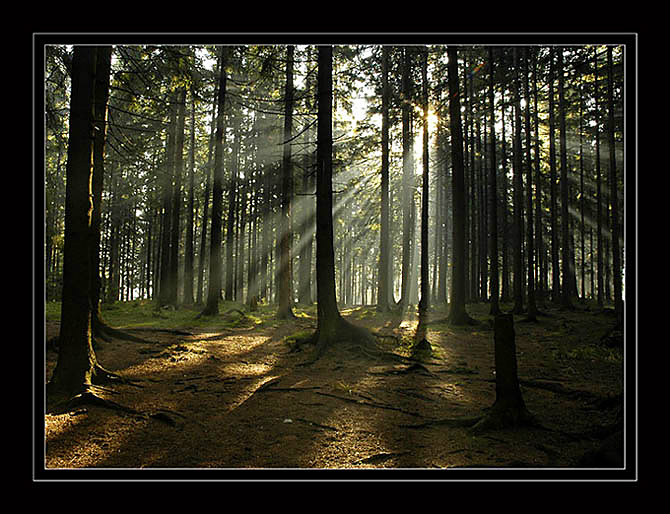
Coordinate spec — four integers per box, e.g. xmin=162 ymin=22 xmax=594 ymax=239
xmin=309 ymin=45 xmax=372 ymax=358
xmin=472 ymin=314 xmax=536 ymax=432
xmin=315 ymin=45 xmax=341 ymax=339
xmin=48 ymin=46 xmax=99 ymax=397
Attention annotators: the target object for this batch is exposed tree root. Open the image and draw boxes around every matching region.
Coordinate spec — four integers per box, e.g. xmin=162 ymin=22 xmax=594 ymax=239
xmin=93 ymin=363 xmax=143 ymax=388
xmin=300 ymin=316 xmax=378 ymax=365
xmin=315 ymin=391 xmax=423 ymax=418
xmin=94 ymin=319 xmax=156 ymax=344
xmin=60 ymin=390 xmax=141 ymax=415
xmin=470 ymin=399 xmax=541 ymax=434
xmin=401 ymin=416 xmax=483 ymax=430
xmin=276 ymin=307 xmax=296 ymax=320
xmin=48 ymin=388 xmax=178 ymax=427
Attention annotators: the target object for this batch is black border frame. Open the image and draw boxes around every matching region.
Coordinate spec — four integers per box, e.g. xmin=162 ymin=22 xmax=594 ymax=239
xmin=33 ymin=31 xmax=638 ymax=484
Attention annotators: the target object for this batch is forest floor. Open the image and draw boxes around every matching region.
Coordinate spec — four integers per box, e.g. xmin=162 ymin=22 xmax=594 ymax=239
xmin=42 ymin=299 xmax=626 ymax=476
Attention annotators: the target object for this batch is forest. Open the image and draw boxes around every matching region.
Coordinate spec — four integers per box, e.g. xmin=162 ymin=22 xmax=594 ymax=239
xmin=39 ymin=36 xmax=633 ymax=479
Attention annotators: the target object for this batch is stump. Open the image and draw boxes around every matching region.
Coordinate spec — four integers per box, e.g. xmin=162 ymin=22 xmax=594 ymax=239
xmin=472 ymin=314 xmax=537 ymax=433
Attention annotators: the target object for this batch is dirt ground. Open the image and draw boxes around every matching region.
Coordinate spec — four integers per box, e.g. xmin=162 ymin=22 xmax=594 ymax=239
xmin=42 ymin=302 xmax=626 ymax=476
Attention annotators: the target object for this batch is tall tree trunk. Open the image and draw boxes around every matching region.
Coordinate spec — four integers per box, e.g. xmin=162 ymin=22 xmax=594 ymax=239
xmin=48 ymin=46 xmax=99 ymax=397
xmin=400 ymin=47 xmax=413 ymax=310
xmin=224 ymin=113 xmax=240 ymax=302
xmin=549 ymin=48 xmax=560 ymax=304
xmin=418 ymin=47 xmax=430 ymax=316
xmin=247 ymin=112 xmax=261 ymax=308
xmin=315 ymin=45 xmax=342 ymax=340
xmin=202 ymin=47 xmax=228 ymax=316
xmin=168 ymin=87 xmax=186 ymax=307
xmin=447 ymin=46 xmax=472 ymax=326
xmin=469 ymin=67 xmax=478 ymax=303
xmin=523 ymin=47 xmax=538 ymax=320
xmin=90 ymin=46 xmax=112 ymax=336
xmin=419 ymin=48 xmax=430 ymax=317
xmin=196 ymin=60 xmax=219 ymax=305
xmin=107 ymin=161 xmax=120 ymax=303
xmin=557 ymin=49 xmax=573 ymax=309
xmin=488 ymin=47 xmax=501 ymax=316
xmin=533 ymin=50 xmax=545 ymax=305
xmin=158 ymin=93 xmax=176 ymax=307
xmin=607 ymin=46 xmax=623 ymax=317
xmin=377 ymin=45 xmax=391 ymax=313
xmin=436 ymin=126 xmax=449 ymax=305
xmin=277 ymin=45 xmax=295 ymax=319
xmin=297 ymin=124 xmax=314 ymax=305
xmin=579 ymin=78 xmax=586 ymax=300
xmin=512 ymin=48 xmax=525 ymax=315
xmin=594 ymin=47 xmax=604 ymax=308
xmin=310 ymin=45 xmax=372 ymax=356
xmin=184 ymin=87 xmax=196 ymax=305
xmin=500 ymin=86 xmax=511 ymax=304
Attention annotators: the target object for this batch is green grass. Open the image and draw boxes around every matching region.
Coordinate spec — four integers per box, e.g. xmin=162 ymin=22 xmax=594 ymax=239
xmin=550 ymin=344 xmax=622 ymax=364
xmin=44 ymin=299 xmax=296 ymax=331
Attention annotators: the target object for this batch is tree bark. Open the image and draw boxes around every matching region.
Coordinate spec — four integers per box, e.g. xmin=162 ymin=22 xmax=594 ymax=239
xmin=472 ymin=314 xmax=536 ymax=432
xmin=48 ymin=46 xmax=99 ymax=397
xmin=224 ymin=113 xmax=240 ymax=302
xmin=315 ymin=45 xmax=342 ymax=341
xmin=168 ymin=86 xmax=187 ymax=307
xmin=523 ymin=48 xmax=538 ymax=320
xmin=377 ymin=46 xmax=391 ymax=313
xmin=310 ymin=45 xmax=373 ymax=357
xmin=512 ymin=48 xmax=524 ymax=315
xmin=399 ymin=47 xmax=414 ymax=310
xmin=446 ymin=46 xmax=472 ymax=326
xmin=594 ymin=47 xmax=604 ymax=308
xmin=557 ymin=49 xmax=573 ymax=309
xmin=90 ymin=46 xmax=112 ymax=335
xmin=549 ymin=48 xmax=560 ymax=304
xmin=488 ymin=47 xmax=500 ymax=316
xmin=607 ymin=46 xmax=623 ymax=317
xmin=196 ymin=58 xmax=219 ymax=305
xmin=500 ymin=85 xmax=511 ymax=304
xmin=418 ymin=47 xmax=430 ymax=317
xmin=158 ymin=93 xmax=176 ymax=307
xmin=183 ymin=86 xmax=196 ymax=305
xmin=277 ymin=45 xmax=296 ymax=319
xmin=202 ymin=47 xmax=228 ymax=316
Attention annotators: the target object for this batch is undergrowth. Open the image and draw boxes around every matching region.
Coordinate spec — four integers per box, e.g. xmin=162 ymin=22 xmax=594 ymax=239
xmin=45 ymin=299 xmax=311 ymax=331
